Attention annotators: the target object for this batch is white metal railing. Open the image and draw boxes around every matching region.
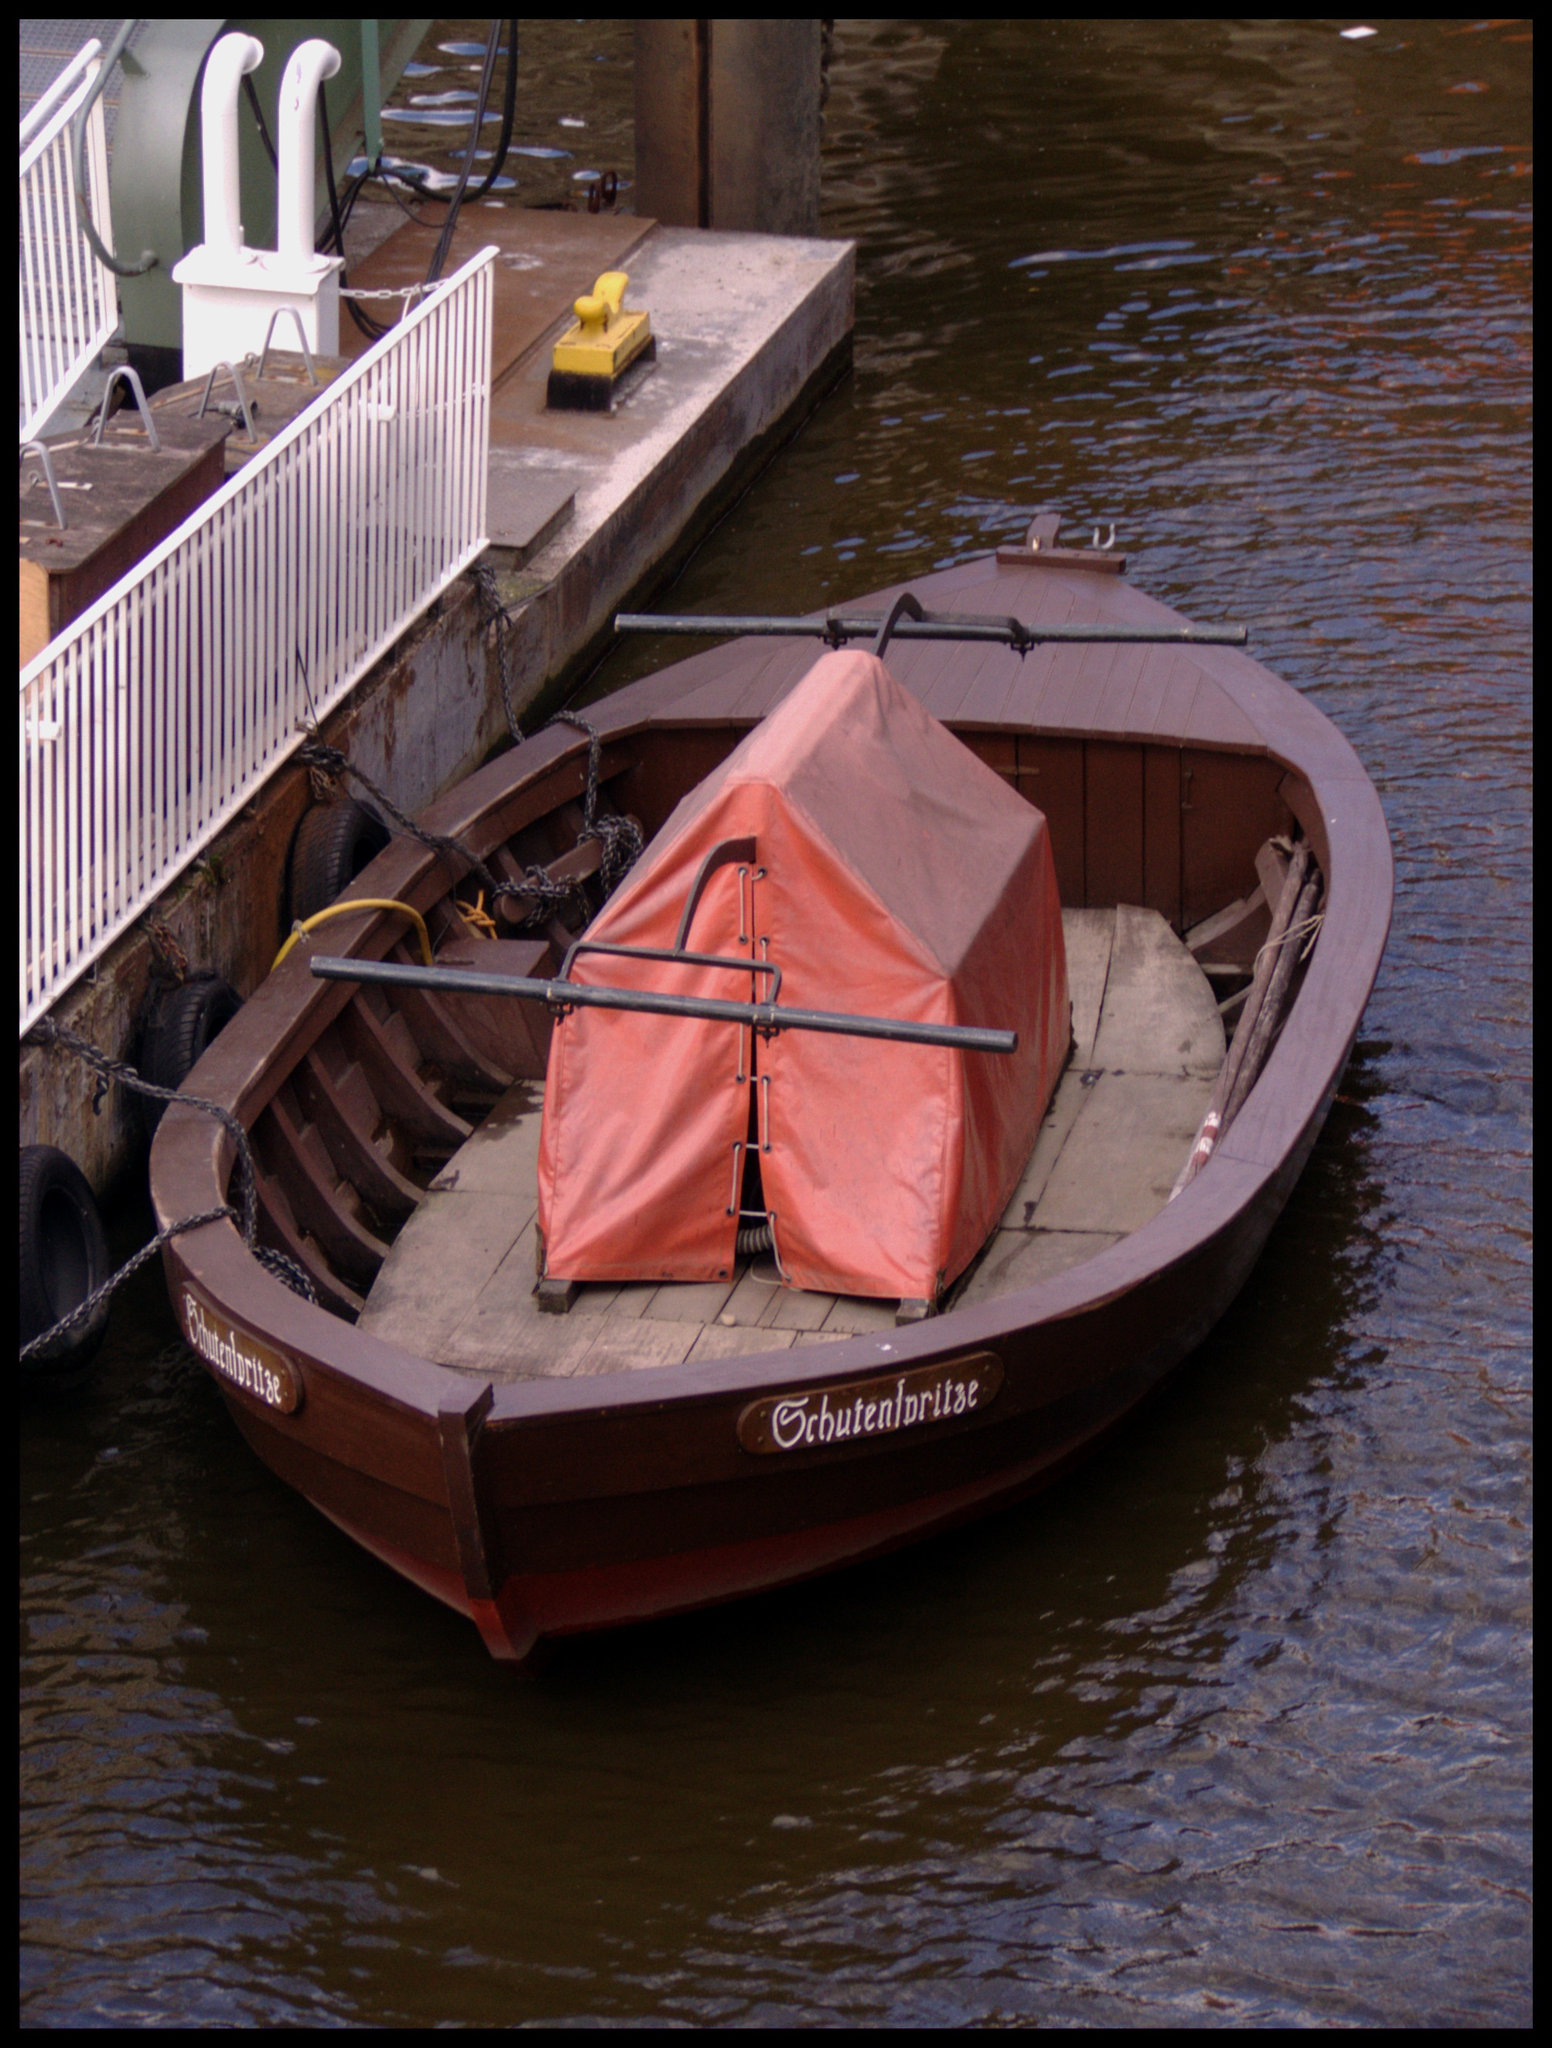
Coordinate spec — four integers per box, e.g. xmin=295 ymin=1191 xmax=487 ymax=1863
xmin=20 ymin=245 xmax=495 ymax=1034
xmin=20 ymin=38 xmax=118 ymax=443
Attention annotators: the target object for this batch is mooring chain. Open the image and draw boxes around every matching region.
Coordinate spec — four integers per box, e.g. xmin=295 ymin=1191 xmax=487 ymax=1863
xmin=548 ymin=709 xmax=644 ymax=892
xmin=472 ymin=560 xmax=527 ymax=747
xmin=21 ymin=1204 xmax=234 ymax=1367
xmin=298 ymin=579 xmax=641 ymax=925
xmin=22 ymin=1019 xmax=317 ymax=1366
xmin=470 ymin=567 xmax=644 ymax=893
xmin=296 ymin=737 xmax=579 ymax=923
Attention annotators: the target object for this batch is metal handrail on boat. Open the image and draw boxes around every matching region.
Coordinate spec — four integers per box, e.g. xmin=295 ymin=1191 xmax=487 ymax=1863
xmin=307 ymin=955 xmax=1018 ymax=1055
xmin=614 ymin=608 xmax=1248 ymax=651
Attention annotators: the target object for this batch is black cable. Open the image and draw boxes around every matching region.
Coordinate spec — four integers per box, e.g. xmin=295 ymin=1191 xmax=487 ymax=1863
xmin=314 ymin=21 xmax=522 ymax=337
xmin=458 ymin=18 xmax=519 ymax=207
xmin=425 ymin=17 xmax=503 ymax=285
xmin=317 ymin=80 xmax=392 ymax=340
xmin=242 ymin=70 xmax=277 ymax=170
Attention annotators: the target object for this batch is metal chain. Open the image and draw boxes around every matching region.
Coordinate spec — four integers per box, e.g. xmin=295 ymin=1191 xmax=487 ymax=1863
xmin=296 ymin=736 xmax=578 ymax=922
xmin=29 ymin=1017 xmax=257 ymax=1238
xmin=471 ymin=559 xmax=527 ymax=745
xmin=549 ymin=709 xmax=644 ymax=892
xmin=299 ymin=574 xmax=641 ymax=923
xmin=338 ymin=281 xmax=439 ymax=303
xmin=22 ymin=1019 xmax=318 ymax=1364
xmin=469 ymin=565 xmax=644 ymax=892
xmin=21 ymin=1204 xmax=231 ymax=1367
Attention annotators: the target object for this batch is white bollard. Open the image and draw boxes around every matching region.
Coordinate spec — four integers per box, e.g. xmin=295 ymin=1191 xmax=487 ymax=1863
xmin=171 ymin=31 xmax=345 ymax=381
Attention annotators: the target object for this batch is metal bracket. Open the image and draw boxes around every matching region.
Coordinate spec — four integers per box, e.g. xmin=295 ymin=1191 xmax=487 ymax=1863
xmin=90 ymin=366 xmax=160 ymax=450
xmin=673 ymin=836 xmax=757 ymax=951
xmin=871 ymin=590 xmax=923 ymax=658
xmin=20 ymin=441 xmax=67 ymax=530
xmin=257 ymin=306 xmax=320 ymax=384
xmin=559 ymin=937 xmax=782 ymax=1009
xmin=195 ymin=358 xmax=257 ymax=438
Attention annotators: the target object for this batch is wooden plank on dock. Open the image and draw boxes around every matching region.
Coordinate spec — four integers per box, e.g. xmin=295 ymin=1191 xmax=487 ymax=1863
xmin=339 ymin=210 xmax=656 ymax=383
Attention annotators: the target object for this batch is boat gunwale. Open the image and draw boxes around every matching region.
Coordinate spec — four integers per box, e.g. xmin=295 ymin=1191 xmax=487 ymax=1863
xmin=151 ymin=556 xmax=1393 ymax=1439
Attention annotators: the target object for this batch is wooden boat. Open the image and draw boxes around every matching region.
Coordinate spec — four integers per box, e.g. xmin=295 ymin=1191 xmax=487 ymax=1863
xmin=150 ymin=519 xmax=1391 ymax=1663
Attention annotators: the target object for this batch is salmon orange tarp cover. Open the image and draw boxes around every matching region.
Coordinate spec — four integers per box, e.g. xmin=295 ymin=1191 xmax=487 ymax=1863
xmin=537 ymin=649 xmax=1070 ymax=1301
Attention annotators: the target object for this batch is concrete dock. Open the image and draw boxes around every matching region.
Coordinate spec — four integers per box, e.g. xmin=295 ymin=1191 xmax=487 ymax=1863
xmin=21 ymin=207 xmax=853 ymax=1194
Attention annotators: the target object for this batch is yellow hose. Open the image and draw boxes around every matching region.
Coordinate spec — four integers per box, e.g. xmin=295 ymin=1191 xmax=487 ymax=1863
xmin=272 ymin=899 xmax=435 ymax=973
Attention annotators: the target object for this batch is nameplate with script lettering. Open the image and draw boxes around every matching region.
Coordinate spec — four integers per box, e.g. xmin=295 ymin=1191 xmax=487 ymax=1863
xmin=737 ymin=1352 xmax=1002 ymax=1455
xmin=179 ymin=1286 xmax=304 ymax=1415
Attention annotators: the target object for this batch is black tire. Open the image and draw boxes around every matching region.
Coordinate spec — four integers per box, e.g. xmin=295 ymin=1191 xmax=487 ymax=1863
xmin=287 ymin=798 xmax=390 ymax=923
xmin=20 ymin=1145 xmax=112 ymax=1386
xmin=138 ymin=972 xmax=243 ymax=1137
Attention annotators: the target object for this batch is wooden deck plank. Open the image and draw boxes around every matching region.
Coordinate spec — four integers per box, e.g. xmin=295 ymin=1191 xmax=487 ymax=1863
xmin=355 ymin=902 xmax=1225 ymax=1377
xmin=1090 ymin=905 xmax=1225 ymax=1077
xmin=572 ymin=1319 xmax=703 ymax=1375
xmin=767 ymin=1283 xmax=838 ymax=1331
xmin=1061 ymin=908 xmax=1115 ymax=1063
xmin=719 ymin=1261 xmax=784 ymax=1326
xmin=957 ymin=1228 xmax=1123 ymax=1306
xmin=427 ymin=1081 xmax=544 ymax=1194
xmin=342 ymin=208 xmax=653 ymax=382
xmin=455 ymin=1310 xmax=608 ymax=1381
xmin=571 ymin=1284 xmax=625 ymax=1317
xmin=1034 ymin=1069 xmax=1213 ymax=1234
xmin=356 ymin=1192 xmax=535 ymax=1355
xmin=605 ymin=1284 xmax=660 ymax=1321
xmin=688 ymin=1323 xmax=798 ymax=1361
xmin=822 ymin=1295 xmax=900 ymax=1334
xmin=998 ymin=1066 xmax=1095 ymax=1229
xmin=952 ymin=648 xmax=1029 ymax=730
xmin=643 ymin=1277 xmax=739 ymax=1323
xmin=444 ymin=1214 xmax=541 ymax=1327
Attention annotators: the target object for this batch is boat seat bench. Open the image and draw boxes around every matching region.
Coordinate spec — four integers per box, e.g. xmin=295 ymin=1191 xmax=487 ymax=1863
xmin=355 ymin=907 xmax=1224 ymax=1382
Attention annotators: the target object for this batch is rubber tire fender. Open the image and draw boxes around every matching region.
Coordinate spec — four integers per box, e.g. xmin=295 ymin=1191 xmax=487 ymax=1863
xmin=20 ymin=1144 xmax=112 ymax=1386
xmin=138 ymin=972 xmax=243 ymax=1137
xmin=287 ymin=798 xmax=391 ymax=923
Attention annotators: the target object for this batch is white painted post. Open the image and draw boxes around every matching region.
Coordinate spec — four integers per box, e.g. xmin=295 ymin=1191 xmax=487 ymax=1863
xmin=198 ymin=31 xmax=265 ymax=260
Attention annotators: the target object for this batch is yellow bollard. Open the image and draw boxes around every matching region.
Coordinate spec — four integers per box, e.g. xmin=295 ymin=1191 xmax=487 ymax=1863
xmin=547 ymin=270 xmax=655 ymax=410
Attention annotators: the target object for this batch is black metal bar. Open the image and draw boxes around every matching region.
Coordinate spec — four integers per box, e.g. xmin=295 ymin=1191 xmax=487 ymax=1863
xmin=670 ymin=835 xmax=757 ymax=950
xmin=615 ymin=610 xmax=1248 ymax=648
xmin=872 ymin=591 xmax=923 ymax=658
xmin=309 ymin=956 xmax=1017 ymax=1054
xmin=559 ymin=939 xmax=783 ymax=1008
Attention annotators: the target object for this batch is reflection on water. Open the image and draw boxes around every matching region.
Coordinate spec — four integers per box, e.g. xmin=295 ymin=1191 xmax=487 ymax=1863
xmin=22 ymin=18 xmax=1529 ymax=2026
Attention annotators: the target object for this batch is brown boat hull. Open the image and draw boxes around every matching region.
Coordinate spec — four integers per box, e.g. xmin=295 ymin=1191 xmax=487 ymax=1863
xmin=195 ymin=1084 xmax=1320 ymax=1662
xmin=152 ymin=545 xmax=1389 ymax=1663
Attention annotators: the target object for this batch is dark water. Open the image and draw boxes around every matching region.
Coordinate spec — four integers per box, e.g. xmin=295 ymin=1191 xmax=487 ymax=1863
xmin=21 ymin=20 xmax=1531 ymax=2026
